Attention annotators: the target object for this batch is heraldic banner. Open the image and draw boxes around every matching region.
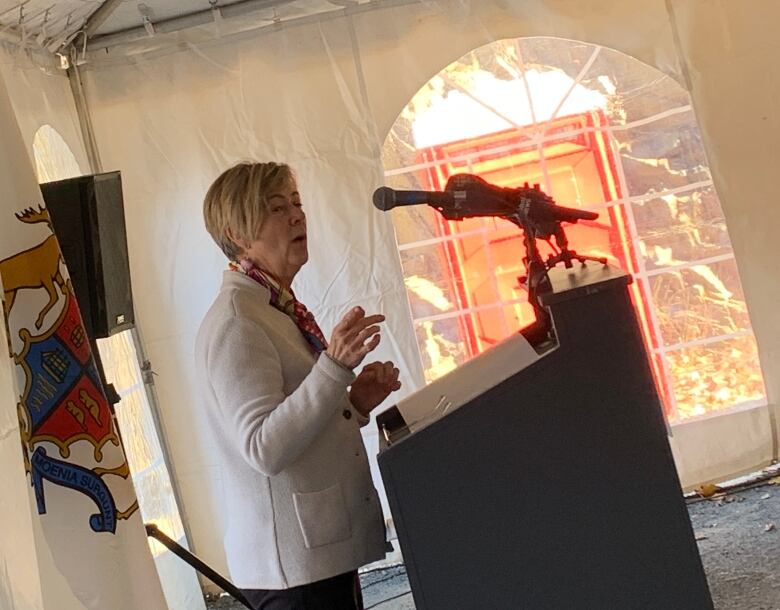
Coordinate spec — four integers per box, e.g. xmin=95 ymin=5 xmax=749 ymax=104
xmin=0 ymin=74 xmax=167 ymax=609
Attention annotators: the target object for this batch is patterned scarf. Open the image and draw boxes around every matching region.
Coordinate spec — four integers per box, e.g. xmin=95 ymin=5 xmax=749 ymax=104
xmin=230 ymin=259 xmax=328 ymax=354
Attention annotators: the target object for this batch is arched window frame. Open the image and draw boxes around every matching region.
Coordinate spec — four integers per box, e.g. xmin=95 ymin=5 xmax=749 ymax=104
xmin=381 ymin=37 xmax=766 ymax=423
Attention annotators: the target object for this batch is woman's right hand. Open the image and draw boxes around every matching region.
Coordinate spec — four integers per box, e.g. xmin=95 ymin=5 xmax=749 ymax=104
xmin=326 ymin=306 xmax=384 ymax=370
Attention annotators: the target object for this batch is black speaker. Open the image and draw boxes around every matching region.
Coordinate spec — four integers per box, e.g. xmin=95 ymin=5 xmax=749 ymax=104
xmin=41 ymin=171 xmax=135 ymax=339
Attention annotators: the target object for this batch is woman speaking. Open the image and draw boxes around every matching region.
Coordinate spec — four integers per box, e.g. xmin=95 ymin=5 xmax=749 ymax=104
xmin=195 ymin=162 xmax=400 ymax=609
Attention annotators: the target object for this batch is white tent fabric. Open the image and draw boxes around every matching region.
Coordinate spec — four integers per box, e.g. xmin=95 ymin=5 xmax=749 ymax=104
xmin=2 ymin=0 xmax=780 ymax=604
xmin=76 ymin=17 xmax=428 ymax=573
xmin=0 ymin=49 xmax=87 ymax=171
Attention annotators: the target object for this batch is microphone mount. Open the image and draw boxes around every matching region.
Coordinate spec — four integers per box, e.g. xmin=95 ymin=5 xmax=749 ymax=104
xmin=374 ymin=174 xmax=608 ymax=340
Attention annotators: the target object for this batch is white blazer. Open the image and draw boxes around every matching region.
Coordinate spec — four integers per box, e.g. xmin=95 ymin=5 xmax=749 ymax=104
xmin=194 ymin=271 xmax=386 ymax=589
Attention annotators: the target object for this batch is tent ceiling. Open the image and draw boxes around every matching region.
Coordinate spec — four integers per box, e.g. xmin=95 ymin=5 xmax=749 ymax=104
xmin=0 ymin=0 xmax=350 ymax=53
xmin=94 ymin=0 xmax=256 ymax=36
xmin=0 ymin=0 xmax=100 ymax=50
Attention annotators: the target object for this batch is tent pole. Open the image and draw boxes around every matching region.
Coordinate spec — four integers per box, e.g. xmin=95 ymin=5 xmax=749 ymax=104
xmin=83 ymin=0 xmax=124 ymax=39
xmin=85 ymin=0 xmax=422 ymax=53
xmin=64 ymin=60 xmax=203 ymax=582
xmin=66 ymin=63 xmax=102 ymax=173
xmin=87 ymin=0 xmax=295 ymax=50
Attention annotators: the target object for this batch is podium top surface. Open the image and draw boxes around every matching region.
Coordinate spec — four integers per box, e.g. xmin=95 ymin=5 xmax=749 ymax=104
xmin=377 ymin=332 xmax=542 ymax=450
xmin=538 ymin=263 xmax=631 ymax=306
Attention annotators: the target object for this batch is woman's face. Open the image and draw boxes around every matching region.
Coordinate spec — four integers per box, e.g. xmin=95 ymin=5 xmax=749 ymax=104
xmin=242 ymin=177 xmax=308 ymax=285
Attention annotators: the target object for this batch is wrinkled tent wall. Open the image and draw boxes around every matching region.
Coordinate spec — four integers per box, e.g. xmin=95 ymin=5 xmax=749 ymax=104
xmin=0 ymin=48 xmax=88 ymax=174
xmin=76 ymin=0 xmax=780 ymax=586
xmin=668 ymin=1 xmax=780 ymax=484
xmin=78 ymin=14 xmax=428 ymax=580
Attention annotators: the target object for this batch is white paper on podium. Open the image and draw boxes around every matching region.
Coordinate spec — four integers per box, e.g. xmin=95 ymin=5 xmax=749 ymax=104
xmin=397 ymin=333 xmax=548 ymax=436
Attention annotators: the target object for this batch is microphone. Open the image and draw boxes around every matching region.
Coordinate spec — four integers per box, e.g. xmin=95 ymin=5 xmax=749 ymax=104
xmin=373 ymin=186 xmax=454 ymax=211
xmin=373 ymin=176 xmax=598 ymax=227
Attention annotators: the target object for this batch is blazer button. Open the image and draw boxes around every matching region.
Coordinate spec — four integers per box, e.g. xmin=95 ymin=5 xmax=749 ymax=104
xmin=342 ymin=409 xmax=352 ymax=420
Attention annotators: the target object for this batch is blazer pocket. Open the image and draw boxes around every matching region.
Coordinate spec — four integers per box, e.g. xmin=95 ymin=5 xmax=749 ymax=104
xmin=293 ymin=484 xmax=352 ymax=549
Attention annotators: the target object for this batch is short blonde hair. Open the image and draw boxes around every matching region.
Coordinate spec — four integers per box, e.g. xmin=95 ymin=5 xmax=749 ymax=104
xmin=203 ymin=161 xmax=294 ymax=260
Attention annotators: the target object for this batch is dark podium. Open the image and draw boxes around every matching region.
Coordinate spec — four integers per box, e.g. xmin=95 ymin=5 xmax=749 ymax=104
xmin=376 ymin=264 xmax=713 ymax=610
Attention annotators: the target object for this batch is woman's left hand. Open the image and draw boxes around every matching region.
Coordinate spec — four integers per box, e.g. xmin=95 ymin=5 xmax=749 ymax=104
xmin=349 ymin=361 xmax=402 ymax=418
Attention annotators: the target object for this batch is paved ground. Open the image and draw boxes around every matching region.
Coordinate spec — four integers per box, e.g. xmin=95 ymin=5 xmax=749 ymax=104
xmin=692 ymin=484 xmax=780 ymax=609
xmin=207 ymin=482 xmax=780 ymax=609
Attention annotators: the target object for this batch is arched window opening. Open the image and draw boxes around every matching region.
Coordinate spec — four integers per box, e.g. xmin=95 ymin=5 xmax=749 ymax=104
xmin=381 ymin=37 xmax=766 ymax=423
xmin=32 ymin=125 xmax=82 ymax=183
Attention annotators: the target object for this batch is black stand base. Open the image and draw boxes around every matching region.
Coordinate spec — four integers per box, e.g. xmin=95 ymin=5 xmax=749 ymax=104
xmin=146 ymin=524 xmax=253 ymax=609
